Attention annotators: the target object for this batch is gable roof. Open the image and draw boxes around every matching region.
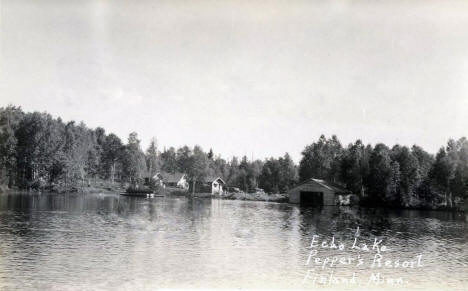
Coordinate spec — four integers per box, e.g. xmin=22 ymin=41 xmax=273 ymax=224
xmin=310 ymin=179 xmax=348 ymax=193
xmin=202 ymin=176 xmax=226 ymax=184
xmin=291 ymin=178 xmax=349 ymax=193
xmin=154 ymin=172 xmax=186 ymax=183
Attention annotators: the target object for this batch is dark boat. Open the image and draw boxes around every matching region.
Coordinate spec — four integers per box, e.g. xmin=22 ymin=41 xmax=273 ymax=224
xmin=125 ymin=186 xmax=153 ymax=194
xmin=120 ymin=192 xmax=164 ymax=197
xmin=120 ymin=186 xmax=164 ymax=197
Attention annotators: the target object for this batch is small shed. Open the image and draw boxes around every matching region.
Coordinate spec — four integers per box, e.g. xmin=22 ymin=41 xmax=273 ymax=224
xmin=189 ymin=176 xmax=226 ymax=195
xmin=288 ymin=178 xmax=349 ymax=206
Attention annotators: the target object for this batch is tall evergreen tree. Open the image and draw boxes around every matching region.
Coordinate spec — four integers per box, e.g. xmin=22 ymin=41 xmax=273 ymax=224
xmin=146 ymin=137 xmax=159 ymax=178
xmin=122 ymin=132 xmax=146 ymax=184
xmin=160 ymin=147 xmax=177 ymax=173
xmin=101 ymin=133 xmax=123 ymax=184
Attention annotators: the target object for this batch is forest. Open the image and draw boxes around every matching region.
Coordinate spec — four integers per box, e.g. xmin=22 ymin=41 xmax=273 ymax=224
xmin=0 ymin=105 xmax=467 ymax=209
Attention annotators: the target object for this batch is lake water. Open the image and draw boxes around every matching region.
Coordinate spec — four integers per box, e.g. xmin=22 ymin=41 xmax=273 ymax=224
xmin=0 ymin=193 xmax=467 ymax=290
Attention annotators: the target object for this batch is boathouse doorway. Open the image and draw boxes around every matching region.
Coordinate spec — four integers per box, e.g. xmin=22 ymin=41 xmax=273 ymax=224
xmin=300 ymin=191 xmax=323 ymax=206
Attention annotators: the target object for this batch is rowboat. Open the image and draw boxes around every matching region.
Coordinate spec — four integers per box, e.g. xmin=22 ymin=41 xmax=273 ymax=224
xmin=120 ymin=192 xmax=164 ymax=198
xmin=120 ymin=186 xmax=164 ymax=198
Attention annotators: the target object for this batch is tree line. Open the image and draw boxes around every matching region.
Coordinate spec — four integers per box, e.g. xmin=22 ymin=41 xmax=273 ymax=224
xmin=0 ymin=106 xmax=296 ymax=193
xmin=0 ymin=105 xmax=466 ymax=209
xmin=298 ymin=135 xmax=468 ymax=209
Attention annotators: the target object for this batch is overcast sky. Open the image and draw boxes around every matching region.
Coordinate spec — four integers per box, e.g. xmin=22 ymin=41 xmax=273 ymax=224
xmin=1 ymin=0 xmax=468 ymax=161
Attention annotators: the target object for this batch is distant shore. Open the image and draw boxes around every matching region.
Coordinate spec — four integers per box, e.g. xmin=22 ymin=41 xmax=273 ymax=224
xmin=0 ymin=183 xmax=123 ymax=195
xmin=0 ymin=184 xmax=287 ymax=203
xmin=210 ymin=192 xmax=287 ymax=203
xmin=1 ymin=185 xmax=465 ymax=212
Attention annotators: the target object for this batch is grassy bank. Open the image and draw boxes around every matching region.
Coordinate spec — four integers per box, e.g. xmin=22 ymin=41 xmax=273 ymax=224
xmin=45 ymin=185 xmax=123 ymax=194
xmin=163 ymin=188 xmax=288 ymax=202
xmin=0 ymin=181 xmax=124 ymax=194
xmin=169 ymin=191 xmax=288 ymax=203
xmin=219 ymin=192 xmax=288 ymax=203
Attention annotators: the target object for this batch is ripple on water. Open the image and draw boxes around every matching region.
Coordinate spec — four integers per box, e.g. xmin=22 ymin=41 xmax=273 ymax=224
xmin=0 ymin=193 xmax=467 ymax=290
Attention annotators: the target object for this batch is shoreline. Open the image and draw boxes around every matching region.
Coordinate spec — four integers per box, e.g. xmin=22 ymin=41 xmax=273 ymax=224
xmin=0 ymin=185 xmax=465 ymax=212
xmin=0 ymin=184 xmax=123 ymax=195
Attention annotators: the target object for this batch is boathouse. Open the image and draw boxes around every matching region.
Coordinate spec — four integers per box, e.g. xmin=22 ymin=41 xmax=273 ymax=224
xmin=288 ymin=178 xmax=349 ymax=206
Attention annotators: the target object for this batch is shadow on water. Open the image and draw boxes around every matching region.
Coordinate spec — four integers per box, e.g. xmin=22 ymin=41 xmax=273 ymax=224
xmin=292 ymin=203 xmax=467 ymax=245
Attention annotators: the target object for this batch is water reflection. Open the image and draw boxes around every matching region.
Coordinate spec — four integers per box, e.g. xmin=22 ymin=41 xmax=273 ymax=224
xmin=0 ymin=193 xmax=466 ymax=290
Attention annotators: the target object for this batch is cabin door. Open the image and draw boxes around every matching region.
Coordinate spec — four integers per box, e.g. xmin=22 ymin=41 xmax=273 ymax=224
xmin=300 ymin=191 xmax=324 ymax=206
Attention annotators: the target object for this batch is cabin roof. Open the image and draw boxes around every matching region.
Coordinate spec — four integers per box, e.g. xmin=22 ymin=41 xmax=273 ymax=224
xmin=203 ymin=176 xmax=226 ymax=184
xmin=154 ymin=172 xmax=186 ymax=183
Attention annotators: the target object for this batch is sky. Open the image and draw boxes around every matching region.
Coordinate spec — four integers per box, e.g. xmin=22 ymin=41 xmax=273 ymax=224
xmin=1 ymin=0 xmax=468 ymax=162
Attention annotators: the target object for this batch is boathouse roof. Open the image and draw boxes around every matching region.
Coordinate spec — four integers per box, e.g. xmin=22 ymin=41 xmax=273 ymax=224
xmin=292 ymin=178 xmax=349 ymax=193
